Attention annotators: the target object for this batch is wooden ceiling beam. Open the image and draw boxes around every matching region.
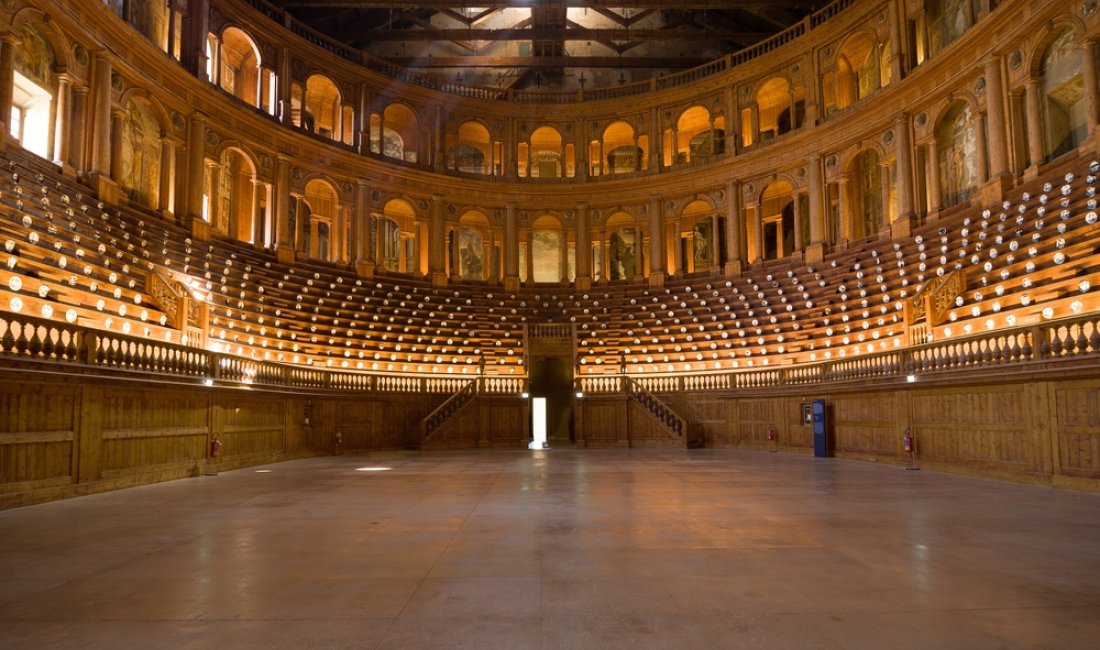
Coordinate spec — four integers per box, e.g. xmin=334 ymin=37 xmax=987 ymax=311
xmin=280 ymin=1 xmax=820 ymax=9
xmin=351 ymin=27 xmax=768 ymax=41
xmin=387 ymin=54 xmax=712 ymax=68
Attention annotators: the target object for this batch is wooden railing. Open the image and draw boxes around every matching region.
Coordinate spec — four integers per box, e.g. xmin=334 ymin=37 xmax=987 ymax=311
xmin=416 ymin=376 xmax=528 ymax=447
xmin=577 ymin=312 xmax=1100 ymax=393
xmin=0 ymin=311 xmax=522 ymax=393
xmin=3 ymin=307 xmax=1098 ymax=399
xmin=906 ymin=270 xmax=966 ymax=344
xmin=418 ymin=379 xmax=477 ymax=447
xmin=626 ymin=377 xmax=689 ymax=443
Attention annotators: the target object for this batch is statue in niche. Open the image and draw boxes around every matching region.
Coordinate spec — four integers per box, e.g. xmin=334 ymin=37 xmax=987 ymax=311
xmin=122 ymin=99 xmax=160 ymax=209
xmin=937 ymin=103 xmax=976 ymax=207
xmin=610 ymin=229 xmax=636 ymax=279
xmin=693 ymin=220 xmax=711 ymax=266
xmin=458 ymin=227 xmax=484 ymax=279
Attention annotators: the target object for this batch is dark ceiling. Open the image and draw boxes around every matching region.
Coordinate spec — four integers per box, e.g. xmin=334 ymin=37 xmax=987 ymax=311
xmin=267 ymin=1 xmax=827 ymax=90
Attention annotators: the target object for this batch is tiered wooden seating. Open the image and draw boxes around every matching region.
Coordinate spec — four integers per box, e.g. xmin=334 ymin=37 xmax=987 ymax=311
xmin=1 ymin=145 xmax=1097 ymax=382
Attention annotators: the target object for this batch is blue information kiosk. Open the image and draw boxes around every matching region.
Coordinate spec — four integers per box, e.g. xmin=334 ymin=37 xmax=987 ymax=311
xmin=812 ymin=398 xmax=829 ymax=458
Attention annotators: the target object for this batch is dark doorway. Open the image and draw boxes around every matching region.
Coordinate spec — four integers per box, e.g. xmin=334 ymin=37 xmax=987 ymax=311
xmin=529 ymin=356 xmax=573 ymax=446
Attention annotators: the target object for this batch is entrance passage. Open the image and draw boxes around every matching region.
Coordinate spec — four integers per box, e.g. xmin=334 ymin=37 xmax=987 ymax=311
xmin=528 ymin=356 xmax=573 ymax=447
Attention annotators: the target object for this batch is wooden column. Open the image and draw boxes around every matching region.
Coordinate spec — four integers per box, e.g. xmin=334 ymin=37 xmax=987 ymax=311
xmin=724 ymin=179 xmax=742 ymax=274
xmin=927 ymin=140 xmax=942 ymax=212
xmin=984 ymin=56 xmax=1010 ymax=181
xmin=835 ymin=175 xmax=851 ymax=242
xmin=295 ymin=196 xmax=310 ymax=255
xmin=671 ymin=218 xmax=683 ymax=274
xmin=69 ymin=86 xmax=89 ymax=172
xmin=357 ymin=83 xmax=371 ymax=154
xmin=887 ymin=0 xmax=905 ymax=81
xmin=52 ymin=73 xmax=73 ymax=167
xmin=0 ymin=33 xmax=18 ymax=135
xmin=710 ymin=214 xmax=721 ymax=272
xmin=504 ymin=200 xmax=518 ymax=289
xmin=353 ymin=179 xmax=374 ymax=276
xmin=894 ymin=113 xmax=915 ymax=228
xmin=184 ymin=111 xmax=207 ymax=228
xmin=974 ymin=112 xmax=989 ymax=185
xmin=273 ymin=155 xmax=294 ymax=263
xmin=429 ymin=194 xmax=446 ymax=284
xmin=89 ymin=52 xmax=113 ymax=178
xmin=182 ymin=0 xmax=210 ymax=81
xmin=806 ymin=154 xmax=825 ymax=262
xmin=575 ymin=202 xmax=591 ymax=289
xmin=750 ymin=200 xmax=763 ymax=262
xmin=793 ymin=193 xmax=804 ymax=252
xmin=1024 ymin=79 xmax=1045 ymax=171
xmin=109 ymin=109 xmax=126 ymax=184
xmin=159 ymin=137 xmax=175 ymax=215
xmin=648 ymin=194 xmax=665 ymax=286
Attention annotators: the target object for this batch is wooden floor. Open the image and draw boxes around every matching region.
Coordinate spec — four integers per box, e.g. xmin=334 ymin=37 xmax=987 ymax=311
xmin=1 ymin=450 xmax=1099 ymax=649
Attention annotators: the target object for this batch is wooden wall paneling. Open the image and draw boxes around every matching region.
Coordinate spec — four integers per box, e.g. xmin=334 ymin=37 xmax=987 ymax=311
xmin=1052 ymin=379 xmax=1100 ymax=481
xmin=830 ymin=392 xmax=901 ymax=460
xmin=907 ymin=384 xmax=1040 ymax=476
xmin=737 ymin=396 xmax=788 ymax=449
xmin=0 ymin=381 xmax=77 ymax=489
xmin=219 ymin=395 xmax=288 ymax=462
xmin=577 ymin=397 xmax=630 ymax=447
xmin=333 ymin=398 xmax=376 ymax=451
xmin=625 ymin=400 xmax=681 ymax=447
xmin=75 ymin=385 xmax=101 ymax=484
xmin=100 ymin=388 xmax=210 ymax=477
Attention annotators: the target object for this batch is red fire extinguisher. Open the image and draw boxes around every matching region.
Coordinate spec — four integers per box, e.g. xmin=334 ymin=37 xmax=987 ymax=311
xmin=767 ymin=426 xmax=776 ymax=441
xmin=335 ymin=430 xmax=343 ymax=456
xmin=902 ymin=427 xmax=914 ymax=453
xmin=210 ymin=434 xmax=222 ymax=458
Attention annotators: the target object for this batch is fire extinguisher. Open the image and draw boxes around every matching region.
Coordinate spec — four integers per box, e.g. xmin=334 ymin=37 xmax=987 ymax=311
xmin=210 ymin=433 xmax=222 ymax=458
xmin=767 ymin=426 xmax=776 ymax=441
xmin=335 ymin=430 xmax=343 ymax=456
xmin=902 ymin=427 xmax=914 ymax=453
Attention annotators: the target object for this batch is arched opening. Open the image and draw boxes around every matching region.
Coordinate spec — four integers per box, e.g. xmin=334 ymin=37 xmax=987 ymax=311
xmin=379 ymin=103 xmax=419 ymax=163
xmin=10 ymin=23 xmax=56 ymax=159
xmin=849 ymin=149 xmax=884 ymax=239
xmin=598 ymin=120 xmax=643 ymax=175
xmin=829 ymin=31 xmax=879 ymax=113
xmin=218 ymin=28 xmax=259 ymax=105
xmin=604 ymin=212 xmax=640 ymax=281
xmin=454 ymin=211 xmax=490 ymax=281
xmin=530 ymin=215 xmax=564 ymax=283
xmin=760 ymin=181 xmax=794 ymax=260
xmin=379 ymin=199 xmax=419 ymax=274
xmin=216 ymin=27 xmax=274 ymax=113
xmin=755 ymin=77 xmax=804 ymax=142
xmin=935 ymin=101 xmax=977 ymax=208
xmin=522 ymin=126 xmax=567 ymax=178
xmin=673 ymin=106 xmax=724 ymax=164
xmin=1041 ymin=29 xmax=1086 ymax=161
xmin=448 ymin=121 xmax=493 ymax=174
xmin=119 ymin=96 xmax=162 ymax=210
xmin=680 ymin=200 xmax=717 ymax=273
xmin=304 ymin=74 xmax=348 ymax=144
xmin=302 ymin=179 xmax=340 ymax=262
xmin=216 ymin=148 xmax=258 ymax=243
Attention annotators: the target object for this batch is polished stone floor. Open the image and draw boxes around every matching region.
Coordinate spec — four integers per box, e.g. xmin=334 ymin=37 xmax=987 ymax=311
xmin=1 ymin=450 xmax=1099 ymax=649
